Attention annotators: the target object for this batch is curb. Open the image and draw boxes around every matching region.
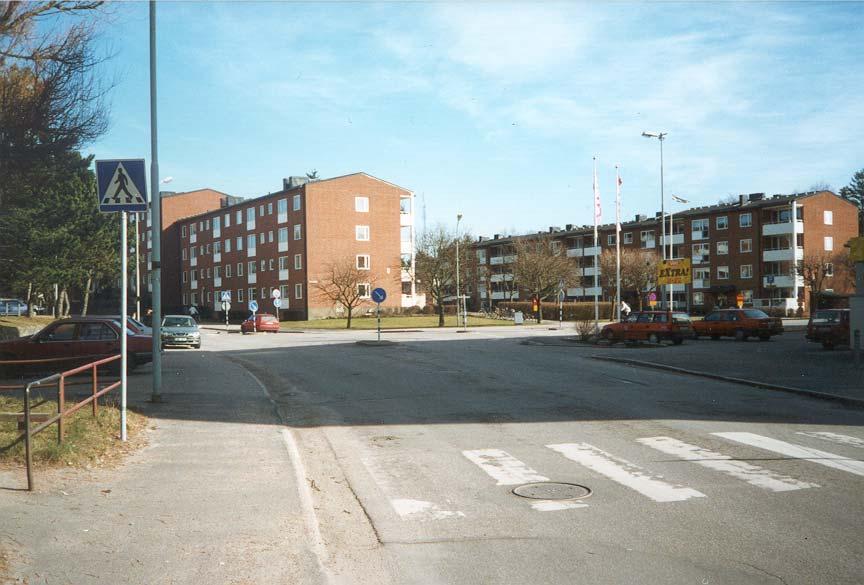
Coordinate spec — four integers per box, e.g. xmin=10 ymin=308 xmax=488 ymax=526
xmin=589 ymin=355 xmax=864 ymax=408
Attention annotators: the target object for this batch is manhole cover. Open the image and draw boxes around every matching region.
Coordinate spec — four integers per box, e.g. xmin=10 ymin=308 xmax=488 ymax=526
xmin=512 ymin=482 xmax=591 ymax=500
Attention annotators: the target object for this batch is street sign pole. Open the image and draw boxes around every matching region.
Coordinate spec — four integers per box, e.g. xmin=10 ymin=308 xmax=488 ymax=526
xmin=377 ymin=301 xmax=381 ymax=342
xmin=149 ymin=0 xmax=163 ymax=402
xmin=120 ymin=211 xmax=128 ymax=442
xmin=370 ymin=288 xmax=387 ymax=342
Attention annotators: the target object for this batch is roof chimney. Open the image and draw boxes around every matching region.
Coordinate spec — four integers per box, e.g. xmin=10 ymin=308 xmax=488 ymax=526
xmin=565 ymin=224 xmax=574 ymax=231
xmin=739 ymin=194 xmax=746 ymax=206
xmin=493 ymin=234 xmax=500 ymax=240
xmin=748 ymin=192 xmax=765 ymax=202
xmin=283 ymin=176 xmax=309 ymax=190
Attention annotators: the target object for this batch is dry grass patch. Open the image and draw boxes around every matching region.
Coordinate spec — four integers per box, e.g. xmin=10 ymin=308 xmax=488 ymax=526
xmin=0 ymin=315 xmax=54 ymax=329
xmin=0 ymin=393 xmax=148 ymax=470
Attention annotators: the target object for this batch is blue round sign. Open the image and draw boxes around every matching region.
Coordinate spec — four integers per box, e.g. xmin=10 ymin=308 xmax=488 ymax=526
xmin=371 ymin=288 xmax=387 ymax=303
xmin=249 ymin=300 xmax=259 ymax=312
xmin=273 ymin=298 xmax=282 ymax=308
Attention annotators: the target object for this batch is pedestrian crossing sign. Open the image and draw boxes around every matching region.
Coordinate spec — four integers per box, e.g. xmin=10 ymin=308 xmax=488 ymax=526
xmin=95 ymin=159 xmax=148 ymax=212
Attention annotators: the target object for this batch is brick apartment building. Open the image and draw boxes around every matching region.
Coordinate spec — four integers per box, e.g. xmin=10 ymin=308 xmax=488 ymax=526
xmin=137 ymin=188 xmax=241 ymax=310
xmin=471 ymin=190 xmax=858 ymax=314
xmin=164 ymin=173 xmax=421 ymax=320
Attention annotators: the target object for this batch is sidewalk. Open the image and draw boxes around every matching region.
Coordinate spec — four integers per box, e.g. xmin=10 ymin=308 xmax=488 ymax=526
xmin=0 ymin=350 xmax=323 ymax=585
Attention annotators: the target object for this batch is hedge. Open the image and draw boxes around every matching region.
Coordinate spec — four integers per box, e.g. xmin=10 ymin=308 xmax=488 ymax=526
xmin=498 ymin=301 xmax=614 ymax=321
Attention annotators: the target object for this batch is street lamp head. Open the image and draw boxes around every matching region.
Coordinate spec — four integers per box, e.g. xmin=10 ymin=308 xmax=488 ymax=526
xmin=160 ymin=176 xmax=173 ymax=184
xmin=641 ymin=131 xmax=667 ymax=139
xmin=457 ymin=213 xmax=463 ymax=221
xmin=671 ymin=195 xmax=689 ymax=204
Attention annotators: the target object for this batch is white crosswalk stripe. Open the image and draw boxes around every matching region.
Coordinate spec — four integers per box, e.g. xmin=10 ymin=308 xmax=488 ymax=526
xmin=714 ymin=432 xmax=864 ymax=477
xmin=547 ymin=442 xmax=706 ymax=502
xmin=637 ymin=436 xmax=818 ymax=492
xmin=796 ymin=431 xmax=864 ymax=449
xmin=462 ymin=448 xmax=549 ymax=485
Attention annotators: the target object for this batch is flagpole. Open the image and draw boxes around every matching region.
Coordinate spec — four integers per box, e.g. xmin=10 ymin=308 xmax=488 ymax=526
xmin=615 ymin=165 xmax=622 ymax=322
xmin=593 ymin=157 xmax=599 ymax=332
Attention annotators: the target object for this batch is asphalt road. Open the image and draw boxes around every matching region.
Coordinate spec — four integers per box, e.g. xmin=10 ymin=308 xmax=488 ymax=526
xmin=205 ymin=325 xmax=864 ymax=585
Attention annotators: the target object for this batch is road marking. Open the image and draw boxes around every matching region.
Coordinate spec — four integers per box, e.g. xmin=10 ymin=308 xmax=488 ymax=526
xmin=547 ymin=443 xmax=706 ymax=502
xmin=462 ymin=449 xmax=550 ymax=485
xmin=797 ymin=431 xmax=864 ymax=449
xmin=637 ymin=436 xmax=818 ymax=492
xmin=714 ymin=432 xmax=864 ymax=477
xmin=530 ymin=500 xmax=589 ymax=512
xmin=390 ymin=499 xmax=465 ymax=521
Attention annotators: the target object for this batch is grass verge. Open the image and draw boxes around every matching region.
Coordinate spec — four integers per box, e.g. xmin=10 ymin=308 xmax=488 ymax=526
xmin=280 ymin=315 xmax=513 ymax=330
xmin=0 ymin=393 xmax=147 ymax=469
xmin=0 ymin=315 xmax=54 ymax=329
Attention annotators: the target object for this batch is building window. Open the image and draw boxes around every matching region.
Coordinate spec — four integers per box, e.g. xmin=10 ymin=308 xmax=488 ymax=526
xmin=182 ymin=225 xmax=187 ymax=237
xmin=824 ymin=236 xmax=833 ymax=251
xmin=182 ymin=248 xmax=187 ymax=261
xmin=293 ymin=194 xmax=301 ymax=211
xmin=260 ymin=259 xmax=266 ymax=272
xmin=224 ymin=239 xmax=231 ymax=253
xmin=182 ymin=271 xmax=188 ymax=283
xmin=357 ymin=255 xmax=370 ymax=270
xmin=278 ymin=199 xmax=287 ymax=215
xmin=256 ymin=232 xmax=262 ymax=245
xmin=213 ymin=216 xmax=220 ymax=232
xmin=214 ymin=265 xmax=221 ymax=278
xmin=249 ymin=287 xmax=256 ymax=300
xmin=402 ymin=281 xmax=412 ymax=295
xmin=280 ymin=284 xmax=290 ymax=299
xmin=716 ymin=216 xmax=728 ymax=230
xmin=400 ymin=226 xmax=411 ymax=242
xmin=279 ymin=256 xmax=290 ymax=270
xmin=295 ymin=283 xmax=303 ymax=299
xmin=401 ymin=253 xmax=412 ymax=269
xmin=236 ymin=210 xmax=242 ymax=224
xmin=198 ymin=221 xmax=203 ymax=232
xmin=740 ymin=213 xmax=752 ymax=228
xmin=824 ymin=210 xmax=833 ymax=225
xmin=206 ymin=267 xmax=211 ymax=278
xmin=225 ymin=264 xmax=232 ymax=277
xmin=717 ymin=241 xmax=728 ymax=255
xmin=259 ymin=205 xmax=264 ymax=217
xmin=191 ymin=269 xmax=197 ymax=281
xmin=358 ymin=283 xmax=371 ymax=298
xmin=355 ymin=196 xmax=369 ymax=212
xmin=237 ymin=262 xmax=244 ymax=276
xmin=190 ymin=223 xmax=196 ymax=236
xmin=717 ymin=266 xmax=729 ymax=280
xmin=214 ymin=241 xmax=221 ymax=254
xmin=623 ymin=232 xmax=633 ymax=244
xmin=607 ymin=234 xmax=616 ymax=246
xmin=741 ymin=264 xmax=753 ymax=279
xmin=224 ymin=213 xmax=230 ymax=228
xmin=826 ymin=262 xmax=834 ymax=277
xmin=191 ymin=293 xmax=197 ymax=305
xmin=205 ymin=243 xmax=211 ymax=254
xmin=248 ymin=261 xmax=256 ymax=275
xmin=268 ymin=231 xmax=274 ymax=243
xmin=293 ymin=224 xmax=302 ymax=240
xmin=640 ymin=230 xmax=654 ymax=247
xmin=246 ymin=208 xmax=255 ymax=224
xmin=400 ymin=197 xmax=411 ymax=214
xmin=267 ymin=258 xmax=274 ymax=271
xmin=693 ymin=292 xmax=704 ymax=305
xmin=742 ymin=290 xmax=753 ymax=302
xmin=190 ymin=246 xmax=197 ymax=259
xmin=261 ymin=287 xmax=267 ymax=299
xmin=692 ymin=243 xmax=710 ymax=264
xmin=205 ymin=219 xmax=210 ymax=230
xmin=294 ymin=254 xmax=302 ymax=270
xmin=199 ymin=245 xmax=204 ymax=256
xmin=247 ymin=235 xmax=256 ymax=249
xmin=236 ymin=236 xmax=243 ymax=251
xmin=740 ymin=239 xmax=752 ymax=253
xmin=267 ymin=202 xmax=273 ymax=215
xmin=237 ymin=288 xmax=244 ymax=302
xmin=182 ymin=293 xmax=188 ymax=306
xmin=356 ymin=225 xmax=370 ymax=241
xmin=691 ymin=219 xmax=709 ymax=240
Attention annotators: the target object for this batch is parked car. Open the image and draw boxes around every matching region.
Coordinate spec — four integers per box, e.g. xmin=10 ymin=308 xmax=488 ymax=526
xmin=805 ymin=309 xmax=849 ymax=343
xmin=161 ymin=315 xmax=201 ymax=348
xmin=0 ymin=298 xmax=28 ymax=316
xmin=0 ymin=317 xmax=152 ymax=375
xmin=241 ymin=313 xmax=280 ymax=334
xmin=601 ymin=311 xmax=694 ymax=345
xmin=74 ymin=315 xmax=153 ymax=336
xmin=807 ymin=309 xmax=850 ymax=349
xmin=692 ymin=308 xmax=783 ymax=341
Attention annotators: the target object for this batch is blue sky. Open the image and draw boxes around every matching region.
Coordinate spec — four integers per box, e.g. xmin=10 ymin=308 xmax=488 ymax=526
xmin=86 ymin=1 xmax=863 ymax=237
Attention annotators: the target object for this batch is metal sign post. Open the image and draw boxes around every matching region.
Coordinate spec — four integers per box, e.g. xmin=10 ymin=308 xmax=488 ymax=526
xmin=249 ymin=300 xmax=259 ymax=333
xmin=272 ymin=288 xmax=283 ymax=324
xmin=96 ymin=158 xmax=148 ymax=442
xmin=221 ymin=291 xmax=231 ymax=332
xmin=371 ymin=288 xmax=387 ymax=342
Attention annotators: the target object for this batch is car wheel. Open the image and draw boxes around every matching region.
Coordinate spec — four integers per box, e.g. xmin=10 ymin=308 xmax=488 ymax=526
xmin=710 ymin=335 xmax=720 ymax=340
xmin=735 ymin=329 xmax=747 ymax=342
xmin=602 ymin=329 xmax=616 ymax=344
xmin=758 ymin=335 xmax=770 ymax=341
xmin=672 ymin=337 xmax=684 ymax=345
xmin=822 ymin=341 xmax=835 ymax=350
xmin=648 ymin=333 xmax=660 ymax=345
xmin=194 ymin=343 xmax=201 ymax=349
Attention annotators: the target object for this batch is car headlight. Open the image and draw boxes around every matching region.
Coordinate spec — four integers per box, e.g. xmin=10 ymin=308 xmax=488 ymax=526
xmin=190 ymin=331 xmax=200 ymax=337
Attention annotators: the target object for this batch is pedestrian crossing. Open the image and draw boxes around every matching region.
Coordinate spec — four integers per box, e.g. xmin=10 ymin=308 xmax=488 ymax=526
xmin=356 ymin=429 xmax=864 ymax=522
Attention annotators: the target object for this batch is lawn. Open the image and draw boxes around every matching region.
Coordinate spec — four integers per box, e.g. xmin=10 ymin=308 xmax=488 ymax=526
xmin=280 ymin=315 xmax=513 ymax=330
xmin=0 ymin=315 xmax=54 ymax=329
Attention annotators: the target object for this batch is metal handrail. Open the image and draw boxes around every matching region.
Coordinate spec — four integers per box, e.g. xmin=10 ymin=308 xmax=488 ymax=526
xmin=15 ymin=354 xmax=122 ymax=491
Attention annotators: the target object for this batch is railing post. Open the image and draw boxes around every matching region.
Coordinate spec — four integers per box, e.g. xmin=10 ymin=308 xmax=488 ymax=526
xmin=57 ymin=375 xmax=65 ymax=444
xmin=24 ymin=383 xmax=34 ymax=491
xmin=92 ymin=365 xmax=99 ymax=417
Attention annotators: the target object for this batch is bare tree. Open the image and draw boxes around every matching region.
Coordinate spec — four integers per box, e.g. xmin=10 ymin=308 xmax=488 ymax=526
xmin=415 ymin=225 xmax=467 ymax=327
xmin=799 ymin=252 xmax=836 ymax=310
xmin=512 ymin=235 xmax=579 ymax=323
xmin=599 ymin=248 xmax=659 ymax=310
xmin=313 ymin=257 xmax=375 ymax=328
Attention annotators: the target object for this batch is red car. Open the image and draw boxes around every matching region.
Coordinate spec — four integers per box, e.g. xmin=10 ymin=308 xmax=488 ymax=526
xmin=0 ymin=317 xmax=152 ymax=375
xmin=601 ymin=311 xmax=694 ymax=345
xmin=241 ymin=313 xmax=280 ymax=334
xmin=807 ymin=309 xmax=850 ymax=349
xmin=692 ymin=309 xmax=783 ymax=341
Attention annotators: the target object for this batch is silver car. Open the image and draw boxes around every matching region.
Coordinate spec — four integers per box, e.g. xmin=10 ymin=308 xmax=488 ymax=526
xmin=160 ymin=315 xmax=201 ymax=349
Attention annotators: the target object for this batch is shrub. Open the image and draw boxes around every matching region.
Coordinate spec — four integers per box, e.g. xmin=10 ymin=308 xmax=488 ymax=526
xmin=498 ymin=301 xmax=613 ymax=321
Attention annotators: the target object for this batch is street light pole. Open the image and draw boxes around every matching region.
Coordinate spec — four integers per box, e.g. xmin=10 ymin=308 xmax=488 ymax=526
xmin=670 ymin=195 xmax=689 ymax=311
xmin=149 ymin=1 xmax=162 ymax=402
xmin=642 ymin=131 xmax=668 ymax=308
xmin=456 ymin=213 xmax=463 ymax=329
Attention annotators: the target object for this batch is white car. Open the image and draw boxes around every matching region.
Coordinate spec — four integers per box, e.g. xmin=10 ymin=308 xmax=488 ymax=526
xmin=0 ymin=299 xmax=28 ymax=316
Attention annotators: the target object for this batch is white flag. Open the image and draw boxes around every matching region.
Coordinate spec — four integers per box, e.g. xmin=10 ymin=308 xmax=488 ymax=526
xmin=593 ymin=159 xmax=601 ymax=224
xmin=615 ymin=169 xmax=622 ymax=233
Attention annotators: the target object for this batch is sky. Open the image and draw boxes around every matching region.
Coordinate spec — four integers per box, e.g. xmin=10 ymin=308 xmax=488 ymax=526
xmin=82 ymin=1 xmax=864 ymax=237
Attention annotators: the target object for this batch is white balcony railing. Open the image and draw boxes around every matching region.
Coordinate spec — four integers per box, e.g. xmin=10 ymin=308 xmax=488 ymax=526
xmin=190 ymin=233 xmax=197 ymax=244
xmin=762 ymin=220 xmax=803 ymax=237
xmin=279 ymin=269 xmax=289 ymax=281
xmin=247 ymin=246 xmax=256 ymax=258
xmin=214 ymin=276 xmax=221 ymax=288
xmin=191 ymin=280 xmax=198 ymax=290
xmin=763 ymin=247 xmax=803 ymax=262
xmin=568 ymin=246 xmax=600 ymax=257
xmin=278 ymin=241 xmax=288 ymax=253
xmin=247 ymin=273 xmax=257 ymax=284
xmin=692 ymin=279 xmax=711 ymax=289
xmin=190 ymin=257 xmax=197 ymax=267
xmin=763 ymin=275 xmax=804 ymax=289
xmin=213 ymin=252 xmax=221 ymax=264
xmin=641 ymin=240 xmax=656 ymax=250
xmin=490 ymin=256 xmax=505 ymax=265
xmin=661 ymin=233 xmax=685 ymax=246
xmin=490 ymin=273 xmax=513 ymax=283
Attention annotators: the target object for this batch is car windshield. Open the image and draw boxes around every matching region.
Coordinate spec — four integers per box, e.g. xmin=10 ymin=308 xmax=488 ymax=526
xmin=743 ymin=309 xmax=769 ymax=319
xmin=163 ymin=317 xmax=195 ymax=327
xmin=672 ymin=313 xmax=691 ymax=323
xmin=812 ymin=310 xmax=840 ymax=323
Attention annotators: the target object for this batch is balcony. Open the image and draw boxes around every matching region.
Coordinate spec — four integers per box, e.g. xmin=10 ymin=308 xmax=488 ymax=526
xmin=279 ymin=269 xmax=290 ymax=281
xmin=191 ymin=280 xmax=198 ymax=290
xmin=247 ymin=246 xmax=256 ymax=258
xmin=190 ymin=257 xmax=197 ymax=267
xmin=691 ymin=255 xmax=710 ymax=265
xmin=762 ymin=220 xmax=803 ymax=237
xmin=400 ymin=212 xmax=413 ymax=227
xmin=492 ymin=291 xmax=519 ymax=300
xmin=567 ymin=286 xmax=601 ymax=297
xmin=490 ymin=256 xmax=504 ymax=265
xmin=213 ymin=252 xmax=221 ymax=264
xmin=763 ymin=275 xmax=804 ymax=289
xmin=578 ymin=266 xmax=600 ymax=277
xmin=248 ymin=273 xmax=257 ymax=284
xmin=661 ymin=233 xmax=685 ymax=246
xmin=246 ymin=219 xmax=255 ymax=231
xmin=691 ymin=230 xmax=709 ymax=241
xmin=278 ymin=241 xmax=288 ymax=253
xmin=641 ymin=240 xmax=656 ymax=250
xmin=214 ymin=276 xmax=221 ymax=288
xmin=190 ymin=233 xmax=197 ymax=244
xmin=762 ymin=247 xmax=803 ymax=262
xmin=490 ymin=273 xmax=513 ymax=283
xmin=400 ymin=241 xmax=413 ymax=255
xmin=568 ymin=246 xmax=600 ymax=257
xmin=692 ymin=279 xmax=711 ymax=289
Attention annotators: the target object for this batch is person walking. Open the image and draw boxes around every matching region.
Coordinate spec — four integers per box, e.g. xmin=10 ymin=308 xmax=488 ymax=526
xmin=620 ymin=300 xmax=632 ymax=320
xmin=189 ymin=304 xmax=200 ymax=324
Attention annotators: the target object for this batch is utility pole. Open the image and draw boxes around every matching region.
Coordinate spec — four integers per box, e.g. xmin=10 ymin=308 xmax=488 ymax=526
xmin=149 ymin=1 xmax=163 ymax=401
